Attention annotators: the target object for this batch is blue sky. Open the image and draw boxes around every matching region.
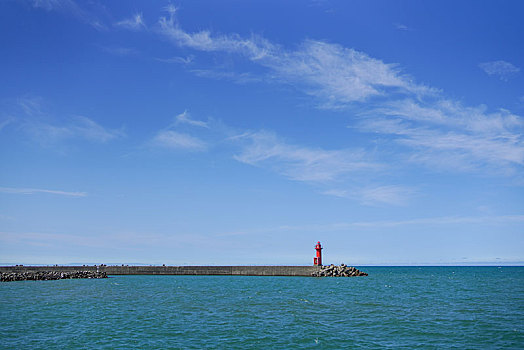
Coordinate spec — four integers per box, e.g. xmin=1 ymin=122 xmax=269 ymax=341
xmin=1 ymin=0 xmax=523 ymax=265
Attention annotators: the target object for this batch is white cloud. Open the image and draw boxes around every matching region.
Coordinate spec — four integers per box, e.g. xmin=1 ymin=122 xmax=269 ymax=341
xmin=26 ymin=9 xmax=524 ymax=178
xmin=32 ymin=0 xmax=78 ymax=12
xmin=190 ymin=69 xmax=262 ymax=84
xmin=22 ymin=116 xmax=125 ymax=144
xmin=6 ymin=96 xmax=125 ymax=145
xmin=115 ymin=13 xmax=146 ymax=31
xmin=156 ymin=55 xmax=193 ymax=65
xmin=363 ymin=123 xmax=523 ymax=174
xmin=401 ymin=131 xmax=523 ymax=168
xmin=358 ymin=99 xmax=524 ymax=173
xmin=0 ymin=118 xmax=14 ymax=131
xmin=233 ymin=130 xmax=379 ymax=182
xmin=149 ymin=111 xmax=209 ymax=151
xmin=372 ymin=99 xmax=523 ymax=134
xmin=30 ymin=0 xmax=107 ymax=31
xmin=17 ymin=96 xmax=45 ymax=115
xmin=150 ymin=114 xmax=396 ymax=205
xmin=154 ymin=10 xmax=524 ymax=184
xmin=158 ymin=12 xmax=275 ymax=59
xmin=394 ymin=23 xmax=411 ymax=31
xmin=479 ymin=60 xmax=520 ymax=81
xmin=0 ymin=187 xmax=87 ymax=197
xmin=163 ymin=4 xmax=177 ymax=16
xmin=151 ymin=130 xmax=207 ymax=151
xmin=68 ymin=116 xmax=125 ymax=142
xmin=157 ymin=12 xmax=434 ymax=107
xmin=359 ymin=185 xmax=415 ymax=206
xmin=266 ymin=40 xmax=433 ymax=107
xmin=90 ymin=20 xmax=107 ymax=31
xmin=175 ymin=110 xmax=209 ymax=128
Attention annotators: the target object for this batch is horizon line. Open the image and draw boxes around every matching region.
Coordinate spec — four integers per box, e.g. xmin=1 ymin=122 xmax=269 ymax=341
xmin=2 ymin=263 xmax=523 ymax=267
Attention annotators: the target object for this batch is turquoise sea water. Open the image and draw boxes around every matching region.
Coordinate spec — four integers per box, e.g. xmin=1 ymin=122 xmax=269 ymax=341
xmin=1 ymin=267 xmax=523 ymax=349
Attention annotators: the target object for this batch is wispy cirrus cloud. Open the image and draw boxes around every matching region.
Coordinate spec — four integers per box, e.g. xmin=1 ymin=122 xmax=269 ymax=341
xmin=17 ymin=96 xmax=45 ymax=115
xmin=0 ymin=187 xmax=86 ymax=197
xmin=401 ymin=130 xmax=523 ymax=172
xmin=190 ymin=69 xmax=262 ymax=84
xmin=29 ymin=0 xmax=108 ymax=31
xmin=359 ymin=185 xmax=415 ymax=206
xmin=22 ymin=115 xmax=125 ymax=144
xmin=231 ymin=130 xmax=413 ymax=205
xmin=149 ymin=111 xmax=209 ymax=151
xmin=0 ymin=118 xmax=14 ymax=131
xmin=157 ymin=10 xmax=434 ymax=108
xmin=358 ymin=99 xmax=524 ymax=173
xmin=174 ymin=110 xmax=209 ymax=128
xmin=394 ymin=23 xmax=411 ymax=31
xmin=32 ymin=0 xmax=82 ymax=14
xmin=138 ymin=7 xmax=524 ymax=202
xmin=320 ymin=185 xmax=416 ymax=206
xmin=233 ymin=130 xmax=379 ymax=182
xmin=265 ymin=40 xmax=434 ymax=108
xmin=6 ymin=96 xmax=125 ymax=145
xmin=479 ymin=60 xmax=520 ymax=81
xmin=156 ymin=55 xmax=193 ymax=65
xmin=114 ymin=13 xmax=146 ymax=31
xmin=153 ymin=9 xmax=524 ymax=179
xmin=151 ymin=130 xmax=207 ymax=151
xmin=158 ymin=8 xmax=275 ymax=59
xmin=368 ymin=99 xmax=523 ymax=134
xmin=150 ymin=112 xmax=397 ymax=205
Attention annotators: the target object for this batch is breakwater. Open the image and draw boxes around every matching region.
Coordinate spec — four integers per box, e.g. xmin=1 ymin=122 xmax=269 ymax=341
xmin=0 ymin=265 xmax=367 ymax=278
xmin=311 ymin=264 xmax=368 ymax=277
xmin=1 ymin=270 xmax=107 ymax=282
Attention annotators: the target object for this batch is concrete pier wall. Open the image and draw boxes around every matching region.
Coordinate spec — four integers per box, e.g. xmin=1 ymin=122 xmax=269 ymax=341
xmin=0 ymin=265 xmax=320 ymax=277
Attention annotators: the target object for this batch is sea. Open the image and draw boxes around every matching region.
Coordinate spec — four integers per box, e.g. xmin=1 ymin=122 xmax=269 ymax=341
xmin=1 ymin=267 xmax=523 ymax=349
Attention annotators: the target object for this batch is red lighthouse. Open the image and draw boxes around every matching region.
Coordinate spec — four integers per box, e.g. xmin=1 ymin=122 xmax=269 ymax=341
xmin=313 ymin=241 xmax=323 ymax=266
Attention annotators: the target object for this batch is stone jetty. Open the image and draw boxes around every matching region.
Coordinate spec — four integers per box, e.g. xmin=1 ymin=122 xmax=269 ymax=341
xmin=311 ymin=264 xmax=368 ymax=277
xmin=0 ymin=265 xmax=368 ymax=278
xmin=1 ymin=270 xmax=107 ymax=282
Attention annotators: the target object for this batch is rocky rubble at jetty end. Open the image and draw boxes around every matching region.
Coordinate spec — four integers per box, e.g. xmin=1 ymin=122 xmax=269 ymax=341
xmin=1 ymin=271 xmax=107 ymax=282
xmin=312 ymin=264 xmax=368 ymax=277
